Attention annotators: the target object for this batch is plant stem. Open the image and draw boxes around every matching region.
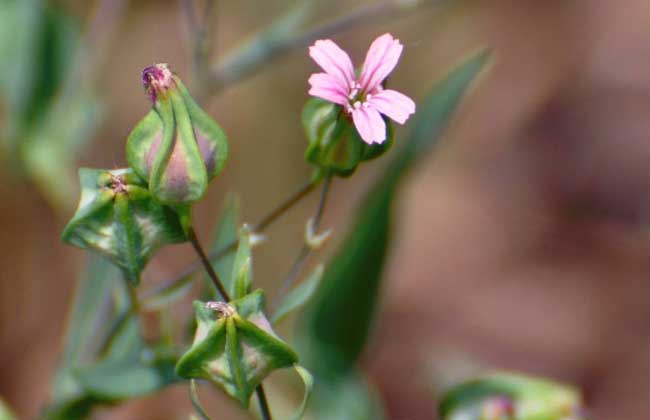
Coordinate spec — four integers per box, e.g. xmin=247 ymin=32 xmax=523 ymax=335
xmin=206 ymin=0 xmax=440 ymax=95
xmin=188 ymin=227 xmax=272 ymax=420
xmin=98 ymin=282 xmax=140 ymax=356
xmin=187 ymin=227 xmax=231 ymax=301
xmin=142 ymin=179 xmax=319 ymax=301
xmin=255 ymin=385 xmax=273 ymax=420
xmin=181 ymin=0 xmax=218 ymax=98
xmin=273 ymin=174 xmax=331 ymax=309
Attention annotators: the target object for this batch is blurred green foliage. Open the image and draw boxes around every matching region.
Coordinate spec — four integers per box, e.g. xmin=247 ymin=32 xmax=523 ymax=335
xmin=0 ymin=0 xmax=101 ymax=211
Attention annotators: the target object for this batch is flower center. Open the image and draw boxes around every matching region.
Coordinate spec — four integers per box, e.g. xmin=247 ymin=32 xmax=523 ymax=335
xmin=345 ymin=81 xmax=382 ymax=113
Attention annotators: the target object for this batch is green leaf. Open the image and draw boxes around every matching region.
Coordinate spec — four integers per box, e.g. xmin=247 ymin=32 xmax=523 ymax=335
xmin=439 ymin=372 xmax=584 ymax=420
xmin=299 ymin=50 xmax=491 ymax=380
xmin=309 ymin=373 xmax=385 ymax=420
xmin=231 ymin=226 xmax=252 ymax=299
xmin=75 ymin=357 xmax=178 ymax=400
xmin=142 ymin=272 xmax=195 ymax=310
xmin=272 ymin=264 xmax=324 ymax=325
xmin=44 ymin=254 xmax=122 ymax=420
xmin=62 ymin=168 xmax=187 ymax=285
xmin=0 ymin=398 xmax=17 ymax=420
xmin=0 ymin=1 xmax=103 ymax=212
xmin=176 ymin=291 xmax=298 ymax=406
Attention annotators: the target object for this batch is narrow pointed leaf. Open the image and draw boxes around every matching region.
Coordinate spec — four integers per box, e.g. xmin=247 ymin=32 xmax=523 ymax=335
xmin=231 ymin=226 xmax=252 ymax=299
xmin=272 ymin=264 xmax=324 ymax=325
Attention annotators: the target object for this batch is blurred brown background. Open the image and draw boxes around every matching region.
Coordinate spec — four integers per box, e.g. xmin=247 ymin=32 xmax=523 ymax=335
xmin=2 ymin=0 xmax=650 ymax=418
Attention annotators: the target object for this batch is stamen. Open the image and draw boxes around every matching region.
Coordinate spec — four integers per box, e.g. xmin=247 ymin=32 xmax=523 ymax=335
xmin=348 ymin=89 xmax=359 ymax=99
xmin=353 ymin=101 xmax=361 ymax=109
xmin=366 ymin=94 xmax=372 ymax=100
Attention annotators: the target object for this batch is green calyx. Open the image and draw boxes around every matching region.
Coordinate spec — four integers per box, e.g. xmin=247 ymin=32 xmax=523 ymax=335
xmin=127 ymin=64 xmax=228 ymax=206
xmin=439 ymin=372 xmax=584 ymax=420
xmin=61 ymin=168 xmax=187 ymax=285
xmin=302 ymin=98 xmax=393 ymax=177
xmin=176 ymin=290 xmax=298 ymax=406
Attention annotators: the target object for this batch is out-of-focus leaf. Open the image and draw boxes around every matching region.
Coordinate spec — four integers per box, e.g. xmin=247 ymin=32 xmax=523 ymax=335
xmin=50 ymin=255 xmax=121 ymax=402
xmin=22 ymin=90 xmax=102 ymax=210
xmin=272 ymin=264 xmax=324 ymax=325
xmin=101 ymin=315 xmax=143 ymax=362
xmin=143 ymin=272 xmax=195 ymax=310
xmin=206 ymin=194 xmax=240 ymax=298
xmin=309 ymin=373 xmax=385 ymax=420
xmin=75 ymin=357 xmax=178 ymax=401
xmin=0 ymin=1 xmax=105 ymax=212
xmin=44 ymin=254 xmax=121 ymax=420
xmin=298 ymin=50 xmax=491 ymax=380
xmin=189 ymin=380 xmax=212 ymax=420
xmin=439 ymin=372 xmax=584 ymax=420
xmin=231 ymin=226 xmax=252 ymax=299
xmin=0 ymin=398 xmax=17 ymax=420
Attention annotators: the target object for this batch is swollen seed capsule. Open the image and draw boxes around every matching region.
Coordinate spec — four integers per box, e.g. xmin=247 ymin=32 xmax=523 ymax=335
xmin=127 ymin=64 xmax=228 ymax=205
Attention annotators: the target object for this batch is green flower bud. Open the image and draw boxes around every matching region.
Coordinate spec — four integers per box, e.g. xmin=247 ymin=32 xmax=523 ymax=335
xmin=61 ymin=168 xmax=186 ymax=285
xmin=302 ymin=98 xmax=393 ymax=177
xmin=176 ymin=290 xmax=298 ymax=406
xmin=127 ymin=63 xmax=228 ymax=205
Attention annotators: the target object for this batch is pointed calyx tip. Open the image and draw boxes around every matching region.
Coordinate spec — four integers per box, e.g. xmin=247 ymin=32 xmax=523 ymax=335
xmin=142 ymin=63 xmax=174 ymax=103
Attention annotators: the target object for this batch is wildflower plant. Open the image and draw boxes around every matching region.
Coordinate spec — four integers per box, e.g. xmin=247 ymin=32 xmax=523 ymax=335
xmin=32 ymin=3 xmax=587 ymax=420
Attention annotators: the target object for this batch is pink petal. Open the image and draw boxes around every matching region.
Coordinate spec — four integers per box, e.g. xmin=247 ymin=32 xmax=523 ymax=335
xmin=368 ymin=89 xmax=416 ymax=124
xmin=352 ymin=106 xmax=386 ymax=145
xmin=359 ymin=33 xmax=404 ymax=92
xmin=308 ymin=73 xmax=349 ymax=105
xmin=309 ymin=39 xmax=355 ymax=89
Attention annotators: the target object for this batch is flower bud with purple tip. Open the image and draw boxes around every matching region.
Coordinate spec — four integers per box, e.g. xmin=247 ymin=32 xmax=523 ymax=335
xmin=127 ymin=64 xmax=228 ymax=207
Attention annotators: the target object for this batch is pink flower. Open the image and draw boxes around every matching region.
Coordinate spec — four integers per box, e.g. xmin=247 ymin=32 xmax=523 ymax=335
xmin=308 ymin=33 xmax=416 ymax=145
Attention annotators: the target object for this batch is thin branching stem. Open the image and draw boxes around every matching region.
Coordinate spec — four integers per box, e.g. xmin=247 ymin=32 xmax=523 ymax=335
xmin=142 ymin=179 xmax=319 ymax=301
xmin=255 ymin=385 xmax=273 ymax=420
xmin=98 ymin=282 xmax=141 ymax=356
xmin=188 ymin=227 xmax=231 ymax=301
xmin=206 ymin=0 xmax=442 ymax=95
xmin=272 ymin=174 xmax=332 ymax=309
